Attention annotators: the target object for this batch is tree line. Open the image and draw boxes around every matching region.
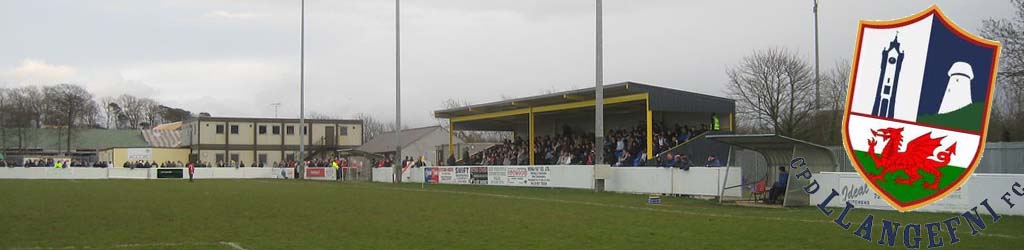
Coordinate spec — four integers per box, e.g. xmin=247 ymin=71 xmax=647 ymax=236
xmin=0 ymin=84 xmax=193 ymax=151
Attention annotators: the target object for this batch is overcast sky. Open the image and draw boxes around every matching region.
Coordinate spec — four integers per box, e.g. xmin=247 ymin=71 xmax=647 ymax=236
xmin=0 ymin=0 xmax=1015 ymax=127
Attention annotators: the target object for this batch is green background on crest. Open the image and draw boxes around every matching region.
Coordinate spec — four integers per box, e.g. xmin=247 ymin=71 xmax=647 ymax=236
xmin=915 ymin=102 xmax=984 ymax=132
xmin=852 ymin=151 xmax=966 ymax=204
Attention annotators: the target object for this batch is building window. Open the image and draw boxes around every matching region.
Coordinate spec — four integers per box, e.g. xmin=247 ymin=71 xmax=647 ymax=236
xmin=272 ymin=126 xmax=281 ymax=135
xmin=258 ymin=125 xmax=267 ymax=135
xmin=215 ymin=154 xmax=225 ymax=163
xmin=302 ymin=126 xmax=308 ymax=135
xmin=230 ymin=125 xmax=239 ymax=134
xmin=339 ymin=127 xmax=348 ymax=136
xmin=286 ymin=126 xmax=295 ymax=135
xmin=258 ymin=154 xmax=268 ymax=164
xmin=230 ymin=154 xmax=240 ymax=163
xmin=216 ymin=125 xmax=225 ymax=134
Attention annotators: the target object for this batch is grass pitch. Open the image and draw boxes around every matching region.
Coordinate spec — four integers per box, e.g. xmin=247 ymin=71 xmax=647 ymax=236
xmin=0 ymin=180 xmax=1021 ymax=249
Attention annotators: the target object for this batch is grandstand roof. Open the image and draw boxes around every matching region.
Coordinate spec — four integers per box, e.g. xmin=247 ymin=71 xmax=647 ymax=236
xmin=1 ymin=128 xmax=151 ymax=151
xmin=434 ymin=82 xmax=734 ymax=119
xmin=152 ymin=122 xmax=182 ymax=130
xmin=356 ymin=126 xmax=447 ymax=154
xmin=141 ymin=129 xmax=181 ymax=148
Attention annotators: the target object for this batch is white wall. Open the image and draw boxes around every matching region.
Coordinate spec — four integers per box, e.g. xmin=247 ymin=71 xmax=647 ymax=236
xmin=810 ymin=172 xmax=1024 ymax=216
xmin=373 ymin=165 xmax=741 ymax=197
xmin=0 ymin=167 xmax=294 ymax=180
xmin=108 ymin=168 xmax=150 ymax=179
xmin=606 ymin=167 xmax=742 ymax=197
xmin=373 ymin=167 xmax=393 ymax=183
xmin=0 ymin=168 xmax=109 ymax=179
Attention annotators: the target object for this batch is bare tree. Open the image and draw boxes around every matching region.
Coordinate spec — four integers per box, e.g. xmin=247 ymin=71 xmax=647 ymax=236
xmin=983 ymin=0 xmax=1024 ymax=141
xmin=3 ymin=86 xmax=48 ymax=128
xmin=43 ymin=84 xmax=98 ymax=153
xmin=0 ymin=88 xmax=7 ymax=150
xmin=816 ymin=60 xmax=852 ymax=145
xmin=140 ymin=98 xmax=162 ymax=127
xmin=727 ymin=48 xmax=816 ymax=138
xmin=354 ymin=113 xmax=389 ymax=143
xmin=1 ymin=87 xmax=43 ymax=148
xmin=108 ymin=94 xmax=163 ymax=129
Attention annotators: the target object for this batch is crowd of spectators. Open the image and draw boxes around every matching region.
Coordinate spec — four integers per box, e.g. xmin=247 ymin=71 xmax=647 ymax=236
xmin=376 ymin=156 xmax=429 ymax=169
xmin=4 ymin=159 xmax=107 ymax=168
xmin=456 ymin=121 xmax=711 ymax=167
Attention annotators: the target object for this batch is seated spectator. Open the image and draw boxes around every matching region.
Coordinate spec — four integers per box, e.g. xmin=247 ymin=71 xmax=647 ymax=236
xmin=446 ymin=154 xmax=456 ymax=166
xmin=661 ymin=154 xmax=675 ymax=168
xmin=766 ymin=166 xmax=789 ymax=204
xmin=676 ymin=154 xmax=692 ymax=170
xmin=706 ymin=154 xmax=722 ymax=167
xmin=616 ymin=151 xmax=631 ymax=167
xmin=633 ymin=152 xmax=646 ymax=166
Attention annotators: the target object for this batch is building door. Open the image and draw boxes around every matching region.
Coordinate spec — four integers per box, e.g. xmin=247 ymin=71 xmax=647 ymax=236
xmin=325 ymin=126 xmax=336 ymax=146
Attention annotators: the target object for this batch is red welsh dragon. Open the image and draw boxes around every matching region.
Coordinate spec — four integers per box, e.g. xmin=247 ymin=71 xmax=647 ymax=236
xmin=866 ymin=127 xmax=957 ymax=190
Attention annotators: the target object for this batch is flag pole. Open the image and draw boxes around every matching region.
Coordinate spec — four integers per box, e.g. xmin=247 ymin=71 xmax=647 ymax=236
xmin=394 ymin=0 xmax=403 ymax=184
xmin=298 ymin=0 xmax=306 ymax=178
xmin=813 ymin=0 xmax=821 ymax=110
xmin=594 ymin=0 xmax=604 ymax=167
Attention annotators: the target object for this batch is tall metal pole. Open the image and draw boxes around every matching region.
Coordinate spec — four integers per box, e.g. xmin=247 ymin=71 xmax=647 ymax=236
xmin=594 ymin=0 xmax=604 ymax=166
xmin=813 ymin=0 xmax=820 ymax=110
xmin=394 ymin=0 xmax=403 ymax=183
xmin=298 ymin=0 xmax=306 ymax=177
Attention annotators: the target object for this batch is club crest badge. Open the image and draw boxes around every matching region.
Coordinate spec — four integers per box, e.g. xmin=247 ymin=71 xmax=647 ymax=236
xmin=843 ymin=6 xmax=1001 ymax=212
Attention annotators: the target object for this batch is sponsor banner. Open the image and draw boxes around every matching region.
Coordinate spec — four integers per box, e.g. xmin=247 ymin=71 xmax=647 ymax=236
xmin=438 ymin=167 xmax=456 ymax=184
xmin=470 ymin=167 xmax=488 ymax=185
xmin=505 ymin=166 xmax=529 ymax=186
xmin=306 ymin=168 xmax=326 ymax=178
xmin=126 ymin=148 xmax=152 ymax=162
xmin=420 ymin=165 xmax=590 ymax=189
xmin=837 ymin=176 xmax=969 ymax=211
xmin=156 ymin=169 xmax=183 ymax=179
xmin=527 ymin=166 xmax=551 ymax=187
xmin=487 ymin=167 xmax=507 ymax=185
xmin=424 ymin=167 xmax=439 ymax=184
xmin=453 ymin=167 xmax=471 ymax=184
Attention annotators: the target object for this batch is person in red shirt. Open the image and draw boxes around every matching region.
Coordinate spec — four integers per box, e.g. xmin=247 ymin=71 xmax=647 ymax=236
xmin=187 ymin=162 xmax=196 ymax=182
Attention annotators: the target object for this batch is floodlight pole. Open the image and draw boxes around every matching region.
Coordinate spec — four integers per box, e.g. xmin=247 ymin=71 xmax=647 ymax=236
xmin=813 ymin=0 xmax=820 ymax=110
xmin=394 ymin=0 xmax=403 ymax=184
xmin=594 ymin=0 xmax=604 ymax=166
xmin=298 ymin=0 xmax=306 ymax=178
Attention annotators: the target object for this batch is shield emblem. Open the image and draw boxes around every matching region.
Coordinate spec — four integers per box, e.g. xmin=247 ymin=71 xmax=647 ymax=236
xmin=842 ymin=6 xmax=1001 ymax=212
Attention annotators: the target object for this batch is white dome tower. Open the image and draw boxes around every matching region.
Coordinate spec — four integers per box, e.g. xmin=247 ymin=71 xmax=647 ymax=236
xmin=938 ymin=62 xmax=974 ymax=114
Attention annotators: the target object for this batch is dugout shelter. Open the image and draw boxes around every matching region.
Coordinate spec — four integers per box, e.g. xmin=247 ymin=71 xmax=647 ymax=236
xmin=707 ymin=134 xmax=838 ymax=207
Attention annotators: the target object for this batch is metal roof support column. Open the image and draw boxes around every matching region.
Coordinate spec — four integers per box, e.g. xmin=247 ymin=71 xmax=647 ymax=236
xmin=646 ymin=95 xmax=653 ymax=160
xmin=529 ymin=107 xmax=535 ymax=166
xmin=646 ymin=110 xmax=653 ymax=160
xmin=448 ymin=119 xmax=454 ymax=162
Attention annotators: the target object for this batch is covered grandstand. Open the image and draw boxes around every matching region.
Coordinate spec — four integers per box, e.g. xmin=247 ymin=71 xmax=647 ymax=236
xmin=434 ymin=82 xmax=736 ymax=165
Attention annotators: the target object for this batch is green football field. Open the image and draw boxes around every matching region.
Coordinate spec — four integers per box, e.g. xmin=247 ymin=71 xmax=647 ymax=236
xmin=0 ymin=180 xmax=1020 ymax=249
